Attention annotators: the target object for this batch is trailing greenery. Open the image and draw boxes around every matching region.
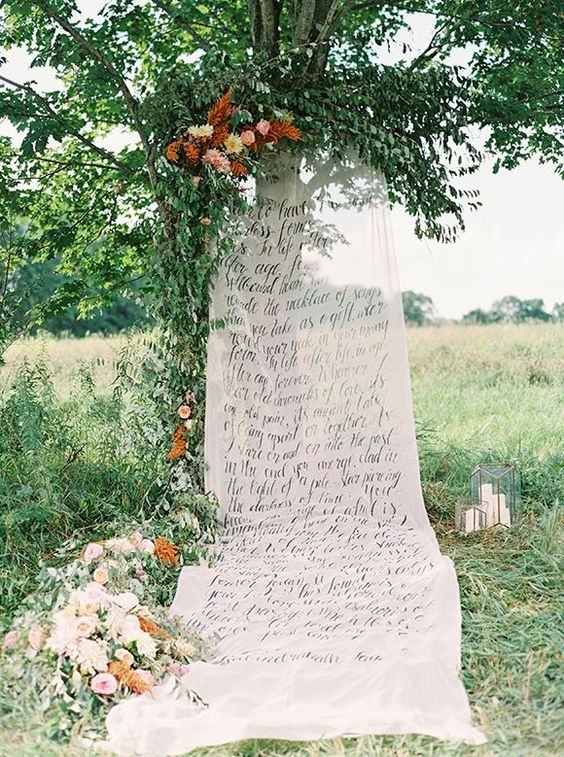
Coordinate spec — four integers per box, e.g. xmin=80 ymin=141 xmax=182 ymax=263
xmin=1 ymin=1 xmax=562 ymax=493
xmin=0 ymin=354 xmax=217 ymax=619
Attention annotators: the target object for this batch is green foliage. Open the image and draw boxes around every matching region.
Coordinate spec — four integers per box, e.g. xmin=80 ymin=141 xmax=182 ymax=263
xmin=462 ymin=296 xmax=553 ymax=324
xmin=402 ymin=290 xmax=437 ymax=326
xmin=0 ymin=356 xmax=217 ymax=618
xmin=12 ymin=258 xmax=153 ymax=337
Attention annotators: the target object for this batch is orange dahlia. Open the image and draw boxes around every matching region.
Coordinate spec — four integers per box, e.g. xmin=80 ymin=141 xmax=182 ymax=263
xmin=168 ymin=424 xmax=187 ymax=463
xmin=165 ymin=140 xmax=183 ymax=163
xmin=183 ymin=142 xmax=201 ymax=166
xmin=138 ymin=616 xmax=170 ymax=639
xmin=154 ymin=536 xmax=179 ymax=566
xmin=268 ymin=121 xmax=302 ymax=143
xmin=207 ymin=89 xmax=233 ymax=126
xmin=230 ymin=160 xmax=248 ymax=177
xmin=108 ymin=661 xmax=154 ymax=694
xmin=211 ymin=123 xmax=229 ymax=147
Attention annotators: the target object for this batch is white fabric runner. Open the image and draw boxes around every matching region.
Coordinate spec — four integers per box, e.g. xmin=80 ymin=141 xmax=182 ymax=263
xmin=106 ymin=154 xmax=485 ymax=753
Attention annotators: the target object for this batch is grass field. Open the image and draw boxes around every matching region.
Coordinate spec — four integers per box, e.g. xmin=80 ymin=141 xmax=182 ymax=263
xmin=0 ymin=323 xmax=562 ymax=756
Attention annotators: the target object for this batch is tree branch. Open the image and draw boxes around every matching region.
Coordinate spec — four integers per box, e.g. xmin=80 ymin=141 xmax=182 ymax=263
xmin=293 ymin=0 xmax=317 ymax=47
xmin=151 ymin=0 xmax=213 ymax=51
xmin=408 ymin=17 xmax=454 ymax=71
xmin=32 ymin=0 xmax=160 ymax=199
xmin=0 ymin=74 xmax=136 ymax=176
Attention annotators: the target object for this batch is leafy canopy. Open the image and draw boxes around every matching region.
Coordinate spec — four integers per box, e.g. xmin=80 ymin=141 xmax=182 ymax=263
xmin=0 ymin=0 xmax=562 ymax=338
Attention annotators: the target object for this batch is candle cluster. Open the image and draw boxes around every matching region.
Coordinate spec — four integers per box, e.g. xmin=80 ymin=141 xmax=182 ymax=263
xmin=463 ymin=482 xmax=512 ymax=533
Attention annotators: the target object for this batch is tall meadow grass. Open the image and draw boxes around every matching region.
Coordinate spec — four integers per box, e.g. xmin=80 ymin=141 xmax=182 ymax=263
xmin=0 ymin=323 xmax=562 ymax=755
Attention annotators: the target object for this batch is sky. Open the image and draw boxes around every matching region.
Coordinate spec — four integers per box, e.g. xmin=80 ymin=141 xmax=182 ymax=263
xmin=1 ymin=8 xmax=562 ymax=319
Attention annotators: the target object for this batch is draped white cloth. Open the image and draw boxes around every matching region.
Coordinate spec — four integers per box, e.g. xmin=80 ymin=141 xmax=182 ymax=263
xmin=106 ymin=154 xmax=486 ymax=753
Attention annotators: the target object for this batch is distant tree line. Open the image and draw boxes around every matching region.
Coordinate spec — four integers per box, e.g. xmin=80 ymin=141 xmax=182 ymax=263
xmin=10 ymin=258 xmax=153 ymax=338
xmin=402 ymin=291 xmax=563 ymax=327
xmin=7 ymin=262 xmax=563 ymax=338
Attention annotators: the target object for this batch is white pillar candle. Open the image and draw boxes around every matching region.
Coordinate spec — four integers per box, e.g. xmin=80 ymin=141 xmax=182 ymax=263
xmin=479 ymin=483 xmax=496 ymax=527
xmin=480 ymin=485 xmax=511 ymax=526
xmin=497 ymin=493 xmax=511 ymax=526
xmin=465 ymin=507 xmax=485 ymax=533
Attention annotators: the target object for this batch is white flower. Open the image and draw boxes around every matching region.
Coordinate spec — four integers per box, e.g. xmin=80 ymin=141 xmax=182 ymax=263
xmin=112 ymin=592 xmax=139 ymax=612
xmin=76 ymin=638 xmax=108 ymax=674
xmin=174 ymin=639 xmax=196 ymax=659
xmin=45 ymin=615 xmax=78 ymax=657
xmin=118 ymin=614 xmax=142 ymax=644
xmin=74 ymin=615 xmax=98 ymax=638
xmin=224 ymin=133 xmax=244 ymax=155
xmin=105 ymin=538 xmax=135 ymax=554
xmin=135 ymin=631 xmax=157 ymax=659
xmin=187 ymin=124 xmax=214 ymax=138
xmin=106 ymin=606 xmax=127 ymax=642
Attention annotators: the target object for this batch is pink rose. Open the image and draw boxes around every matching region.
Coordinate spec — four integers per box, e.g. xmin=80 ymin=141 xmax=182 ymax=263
xmin=255 ymin=119 xmax=271 ymax=136
xmin=84 ymin=582 xmax=107 ymax=603
xmin=185 ymin=419 xmax=193 ymax=431
xmin=167 ymin=661 xmax=190 ymax=678
xmin=178 ymin=404 xmax=191 ymax=419
xmin=240 ymin=130 xmax=255 ymax=146
xmin=129 ymin=532 xmax=143 ymax=548
xmin=90 ymin=672 xmax=118 ymax=696
xmin=2 ymin=630 xmax=19 ymax=650
xmin=28 ymin=625 xmax=46 ymax=651
xmin=190 ymin=176 xmax=202 ymax=188
xmin=83 ymin=542 xmax=103 ymax=565
xmin=140 ymin=539 xmax=155 ymax=555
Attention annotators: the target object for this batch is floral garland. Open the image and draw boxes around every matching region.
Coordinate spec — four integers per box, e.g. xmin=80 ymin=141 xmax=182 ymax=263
xmin=163 ymin=90 xmax=301 ymax=471
xmin=165 ymin=89 xmax=301 ymax=186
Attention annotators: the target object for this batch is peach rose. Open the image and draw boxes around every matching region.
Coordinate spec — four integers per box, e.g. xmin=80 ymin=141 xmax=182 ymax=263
xmin=178 ymin=404 xmax=191 ymax=419
xmin=80 ymin=600 xmax=98 ymax=616
xmin=255 ymin=119 xmax=271 ymax=135
xmin=190 ymin=176 xmax=202 ymax=188
xmin=75 ymin=615 xmax=98 ymax=638
xmin=28 ymin=625 xmax=46 ymax=651
xmin=93 ymin=567 xmax=109 ymax=585
xmin=114 ymin=648 xmax=134 ymax=666
xmin=240 ymin=130 xmax=255 ymax=146
xmin=199 ymin=217 xmax=212 ymax=226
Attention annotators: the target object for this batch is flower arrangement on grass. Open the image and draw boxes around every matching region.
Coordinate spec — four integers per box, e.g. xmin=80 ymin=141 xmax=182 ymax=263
xmin=165 ymin=89 xmax=301 ymax=186
xmin=0 ymin=526 xmax=211 ymax=744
